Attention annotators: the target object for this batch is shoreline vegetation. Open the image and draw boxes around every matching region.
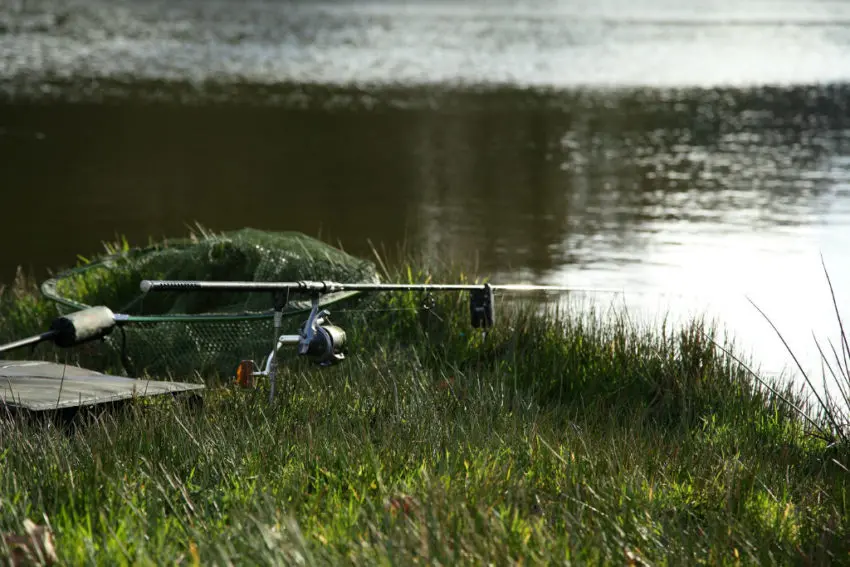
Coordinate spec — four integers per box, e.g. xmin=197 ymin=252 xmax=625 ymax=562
xmin=0 ymin=230 xmax=848 ymax=565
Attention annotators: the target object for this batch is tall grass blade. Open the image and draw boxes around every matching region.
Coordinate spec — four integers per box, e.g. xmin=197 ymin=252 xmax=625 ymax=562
xmin=748 ymin=297 xmax=845 ymax=443
xmin=812 ymin=334 xmax=847 ymax=405
xmin=820 ymin=254 xmax=850 ymax=391
xmin=700 ymin=329 xmax=832 ymax=441
xmin=826 ymin=338 xmax=850 ymax=407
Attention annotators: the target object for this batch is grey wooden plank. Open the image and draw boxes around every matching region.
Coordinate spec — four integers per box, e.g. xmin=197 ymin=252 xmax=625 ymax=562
xmin=0 ymin=361 xmax=204 ymax=411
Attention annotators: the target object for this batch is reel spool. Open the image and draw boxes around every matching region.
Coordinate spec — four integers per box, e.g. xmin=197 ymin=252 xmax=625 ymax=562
xmin=301 ymin=323 xmax=346 ymax=366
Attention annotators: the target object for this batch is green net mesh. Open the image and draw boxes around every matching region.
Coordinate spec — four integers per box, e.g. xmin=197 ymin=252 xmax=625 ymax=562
xmin=40 ymin=228 xmax=380 ymax=379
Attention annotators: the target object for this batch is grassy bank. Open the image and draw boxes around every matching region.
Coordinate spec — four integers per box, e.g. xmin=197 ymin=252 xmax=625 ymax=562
xmin=0 ymin=241 xmax=848 ymax=565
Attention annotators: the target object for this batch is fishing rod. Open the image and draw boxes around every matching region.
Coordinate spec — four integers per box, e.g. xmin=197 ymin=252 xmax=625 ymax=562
xmin=139 ymin=278 xmax=586 ymax=401
xmin=139 ymin=279 xmax=587 ymax=294
xmin=139 ymin=278 xmax=585 ymax=334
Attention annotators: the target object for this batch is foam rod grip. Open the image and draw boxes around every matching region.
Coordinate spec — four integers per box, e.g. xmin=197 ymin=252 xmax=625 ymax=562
xmin=49 ymin=306 xmax=116 ymax=348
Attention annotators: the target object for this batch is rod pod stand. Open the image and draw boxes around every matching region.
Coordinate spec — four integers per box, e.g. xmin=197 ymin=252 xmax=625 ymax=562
xmin=268 ymin=290 xmax=289 ymax=404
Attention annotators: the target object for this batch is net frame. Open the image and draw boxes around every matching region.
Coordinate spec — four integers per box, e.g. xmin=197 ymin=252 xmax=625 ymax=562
xmin=38 ymin=230 xmax=377 ymax=379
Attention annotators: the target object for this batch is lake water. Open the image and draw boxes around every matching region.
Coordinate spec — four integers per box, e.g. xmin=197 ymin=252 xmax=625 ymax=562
xmin=1 ymin=0 xmax=850 ymax=397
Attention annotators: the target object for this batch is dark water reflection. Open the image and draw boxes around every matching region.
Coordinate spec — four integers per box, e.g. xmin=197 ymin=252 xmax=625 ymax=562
xmin=1 ymin=83 xmax=850 ymax=381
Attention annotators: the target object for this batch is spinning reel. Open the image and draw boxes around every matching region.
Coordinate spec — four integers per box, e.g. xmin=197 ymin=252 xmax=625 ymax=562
xmin=236 ymin=286 xmax=494 ymax=399
xmin=234 ymin=292 xmax=347 ymax=397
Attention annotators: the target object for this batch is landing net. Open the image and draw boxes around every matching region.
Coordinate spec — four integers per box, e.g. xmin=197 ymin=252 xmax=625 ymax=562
xmin=40 ymin=228 xmax=379 ymax=379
